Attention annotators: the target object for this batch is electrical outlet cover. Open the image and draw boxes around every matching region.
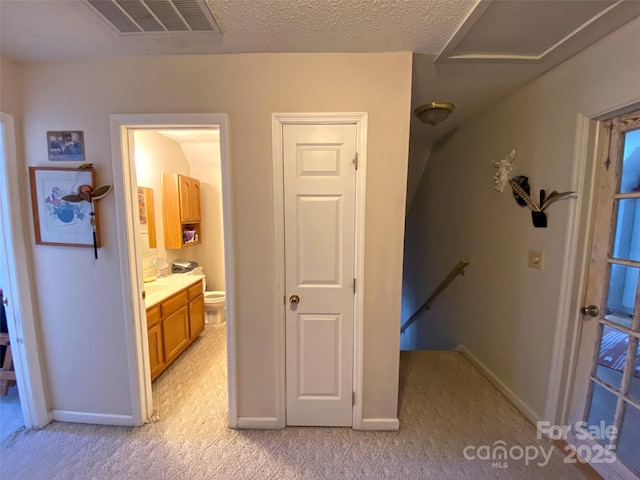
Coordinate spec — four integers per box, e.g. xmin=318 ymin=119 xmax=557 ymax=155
xmin=527 ymin=250 xmax=544 ymax=269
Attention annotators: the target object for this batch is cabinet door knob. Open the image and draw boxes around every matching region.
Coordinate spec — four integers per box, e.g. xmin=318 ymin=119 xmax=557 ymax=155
xmin=289 ymin=294 xmax=300 ymax=305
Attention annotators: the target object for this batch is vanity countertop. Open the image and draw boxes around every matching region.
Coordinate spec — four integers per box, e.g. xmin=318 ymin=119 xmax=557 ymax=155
xmin=143 ymin=275 xmax=205 ymax=309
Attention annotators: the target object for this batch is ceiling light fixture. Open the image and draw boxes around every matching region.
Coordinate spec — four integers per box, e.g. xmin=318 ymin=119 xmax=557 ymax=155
xmin=415 ymin=102 xmax=455 ymax=126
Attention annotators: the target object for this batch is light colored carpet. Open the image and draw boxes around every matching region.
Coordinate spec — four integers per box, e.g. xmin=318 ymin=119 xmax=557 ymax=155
xmin=0 ymin=382 xmax=23 ymax=441
xmin=1 ymin=325 xmax=587 ymax=480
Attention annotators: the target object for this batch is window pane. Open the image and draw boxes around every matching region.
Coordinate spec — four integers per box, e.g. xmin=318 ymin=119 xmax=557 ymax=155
xmin=586 ymin=382 xmax=617 ymax=445
xmin=620 ymin=128 xmax=640 ymax=194
xmin=612 ymin=199 xmax=640 ymax=262
xmin=630 ymin=342 xmax=640 ymax=404
xmin=606 ymin=264 xmax=637 ymax=328
xmin=617 ymin=404 xmax=640 ymax=474
xmin=595 ymin=326 xmax=628 ymax=390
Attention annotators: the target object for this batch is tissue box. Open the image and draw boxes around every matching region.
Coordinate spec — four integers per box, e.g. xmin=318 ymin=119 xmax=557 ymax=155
xmin=183 ymin=229 xmax=196 ymax=243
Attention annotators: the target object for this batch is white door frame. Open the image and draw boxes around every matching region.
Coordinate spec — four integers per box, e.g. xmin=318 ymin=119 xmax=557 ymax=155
xmin=546 ymin=90 xmax=640 ymax=428
xmin=110 ymin=113 xmax=237 ymax=427
xmin=566 ymin=112 xmax=640 ymax=480
xmin=0 ymin=112 xmax=50 ymax=428
xmin=271 ymin=113 xmax=367 ymax=429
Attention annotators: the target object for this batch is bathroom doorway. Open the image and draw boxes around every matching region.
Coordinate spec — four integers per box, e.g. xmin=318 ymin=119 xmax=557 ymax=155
xmin=110 ymin=114 xmax=237 ymax=427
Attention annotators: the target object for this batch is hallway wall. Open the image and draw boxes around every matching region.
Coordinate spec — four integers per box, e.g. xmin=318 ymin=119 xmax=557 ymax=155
xmin=17 ymin=52 xmax=411 ymax=424
xmin=1 ymin=55 xmax=21 ymax=118
xmin=402 ymin=16 xmax=640 ymax=420
xmin=405 ymin=140 xmax=433 ymax=208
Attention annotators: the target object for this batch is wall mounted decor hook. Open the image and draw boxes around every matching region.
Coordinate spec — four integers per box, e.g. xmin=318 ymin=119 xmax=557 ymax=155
xmin=61 ymin=170 xmax=113 ymax=259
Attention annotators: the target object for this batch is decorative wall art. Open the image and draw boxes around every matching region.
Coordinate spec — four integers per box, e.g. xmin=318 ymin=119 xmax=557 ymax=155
xmin=138 ymin=187 xmax=148 ymax=226
xmin=508 ymin=176 xmax=574 ymax=228
xmin=59 ymin=171 xmax=113 ymax=259
xmin=29 ymin=167 xmax=99 ymax=248
xmin=47 ymin=130 xmax=85 ymax=161
xmin=491 ymin=149 xmax=574 ymax=227
xmin=137 ymin=186 xmax=157 ymax=253
xmin=492 ymin=149 xmax=517 ymax=193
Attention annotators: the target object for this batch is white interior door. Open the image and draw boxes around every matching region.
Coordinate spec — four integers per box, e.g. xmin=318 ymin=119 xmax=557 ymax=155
xmin=0 ymin=113 xmax=49 ymax=428
xmin=568 ymin=111 xmax=640 ymax=479
xmin=283 ymin=124 xmax=357 ymax=426
xmin=0 ymin=120 xmax=24 ymax=418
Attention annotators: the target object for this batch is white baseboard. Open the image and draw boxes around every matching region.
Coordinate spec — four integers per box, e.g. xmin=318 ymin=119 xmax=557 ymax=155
xmin=454 ymin=345 xmax=540 ymax=425
xmin=51 ymin=410 xmax=134 ymax=426
xmin=236 ymin=416 xmax=284 ymax=429
xmin=359 ymin=418 xmax=400 ymax=431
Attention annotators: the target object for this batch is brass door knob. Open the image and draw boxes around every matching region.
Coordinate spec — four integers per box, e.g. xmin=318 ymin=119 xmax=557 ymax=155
xmin=289 ymin=294 xmax=300 ymax=305
xmin=580 ymin=305 xmax=599 ymax=317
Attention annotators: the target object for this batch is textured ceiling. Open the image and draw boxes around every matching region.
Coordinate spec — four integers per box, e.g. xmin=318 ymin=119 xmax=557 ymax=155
xmin=0 ymin=0 xmax=475 ymax=60
xmin=1 ymin=0 xmax=639 ymax=168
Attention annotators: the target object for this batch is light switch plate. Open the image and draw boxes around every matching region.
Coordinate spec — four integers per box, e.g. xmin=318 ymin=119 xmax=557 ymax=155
xmin=528 ymin=250 xmax=544 ymax=269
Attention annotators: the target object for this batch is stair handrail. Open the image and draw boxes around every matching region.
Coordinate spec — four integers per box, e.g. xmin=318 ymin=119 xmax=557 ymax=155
xmin=400 ymin=259 xmax=470 ymax=334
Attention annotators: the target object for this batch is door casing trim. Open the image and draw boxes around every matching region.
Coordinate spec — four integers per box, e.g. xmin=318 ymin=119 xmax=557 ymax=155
xmin=549 ymin=86 xmax=640 ymax=429
xmin=544 ymin=114 xmax=599 ymax=425
xmin=272 ymin=113 xmax=367 ymax=429
xmin=559 ymin=110 xmax=640 ymax=480
xmin=0 ymin=112 xmax=50 ymax=428
xmin=110 ymin=113 xmax=237 ymax=427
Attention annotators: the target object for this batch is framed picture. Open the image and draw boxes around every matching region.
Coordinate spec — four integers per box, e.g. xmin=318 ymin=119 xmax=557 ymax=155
xmin=47 ymin=130 xmax=85 ymax=161
xmin=29 ymin=167 xmax=100 ymax=248
xmin=137 ymin=186 xmax=157 ymax=253
xmin=137 ymin=187 xmax=148 ymax=226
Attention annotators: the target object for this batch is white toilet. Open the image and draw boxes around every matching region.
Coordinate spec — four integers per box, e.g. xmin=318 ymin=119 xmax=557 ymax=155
xmin=177 ymin=267 xmax=225 ymax=324
xmin=204 ymin=291 xmax=226 ymax=324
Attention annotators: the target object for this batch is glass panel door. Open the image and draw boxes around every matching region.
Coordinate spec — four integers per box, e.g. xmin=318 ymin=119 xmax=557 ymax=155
xmin=584 ymin=121 xmax=640 ymax=475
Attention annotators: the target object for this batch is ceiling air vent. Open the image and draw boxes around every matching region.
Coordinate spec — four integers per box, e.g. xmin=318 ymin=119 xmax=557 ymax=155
xmin=84 ymin=0 xmax=222 ymax=35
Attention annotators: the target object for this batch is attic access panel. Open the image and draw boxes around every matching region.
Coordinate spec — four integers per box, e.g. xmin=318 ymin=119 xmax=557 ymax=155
xmin=437 ymin=0 xmax=640 ymax=63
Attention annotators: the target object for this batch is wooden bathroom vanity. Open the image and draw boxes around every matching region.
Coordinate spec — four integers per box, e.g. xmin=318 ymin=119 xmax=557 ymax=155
xmin=144 ymin=276 xmax=205 ymax=381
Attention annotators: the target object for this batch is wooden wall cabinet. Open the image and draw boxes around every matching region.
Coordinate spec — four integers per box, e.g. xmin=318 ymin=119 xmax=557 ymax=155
xmin=146 ymin=281 xmax=205 ymax=381
xmin=179 ymin=175 xmax=201 ymax=222
xmin=162 ymin=173 xmax=202 ymax=249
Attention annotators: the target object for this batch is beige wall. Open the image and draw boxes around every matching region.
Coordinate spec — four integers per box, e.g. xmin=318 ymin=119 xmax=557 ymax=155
xmin=184 ymin=142 xmax=226 ymax=292
xmin=19 ymin=53 xmax=412 ymax=421
xmin=134 ymin=130 xmax=192 ymax=277
xmin=405 ymin=140 xmax=432 ymax=208
xmin=1 ymin=55 xmax=21 ymax=117
xmin=403 ymin=17 xmax=640 ymax=419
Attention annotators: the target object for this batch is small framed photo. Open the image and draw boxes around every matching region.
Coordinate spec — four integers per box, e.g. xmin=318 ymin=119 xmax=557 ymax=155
xmin=47 ymin=131 xmax=85 ymax=161
xmin=29 ymin=167 xmax=100 ymax=248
